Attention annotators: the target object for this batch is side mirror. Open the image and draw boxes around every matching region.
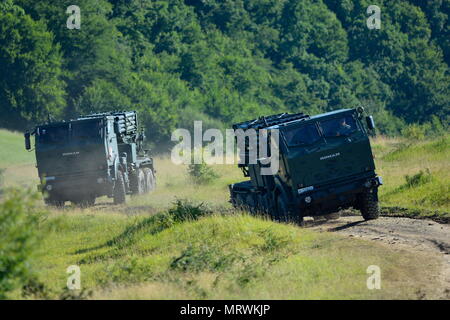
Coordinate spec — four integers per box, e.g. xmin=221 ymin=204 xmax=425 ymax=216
xmin=24 ymin=132 xmax=31 ymax=150
xmin=366 ymin=116 xmax=375 ymax=130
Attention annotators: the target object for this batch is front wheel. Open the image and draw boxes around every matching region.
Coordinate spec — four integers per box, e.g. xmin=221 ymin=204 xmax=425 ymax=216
xmin=45 ymin=196 xmax=64 ymax=208
xmin=132 ymin=169 xmax=146 ymax=195
xmin=359 ymin=190 xmax=380 ymax=220
xmin=143 ymin=168 xmax=155 ymax=193
xmin=113 ymin=171 xmax=126 ymax=204
xmin=231 ymin=192 xmax=245 ymax=209
xmin=71 ymin=195 xmax=95 ymax=208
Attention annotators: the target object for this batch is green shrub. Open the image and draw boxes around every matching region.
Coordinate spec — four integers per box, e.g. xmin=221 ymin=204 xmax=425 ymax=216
xmin=170 ymin=244 xmax=237 ymax=273
xmin=424 ymin=116 xmax=448 ymax=137
xmin=187 ymin=161 xmax=219 ymax=185
xmin=401 ymin=124 xmax=426 ymax=140
xmin=168 ymin=199 xmax=212 ymax=223
xmin=404 ymin=169 xmax=433 ymax=188
xmin=0 ymin=189 xmax=45 ymax=299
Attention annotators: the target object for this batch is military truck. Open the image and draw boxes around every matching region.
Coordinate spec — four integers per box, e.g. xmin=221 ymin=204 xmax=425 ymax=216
xmin=24 ymin=111 xmax=156 ymax=207
xmin=229 ymin=107 xmax=382 ymax=222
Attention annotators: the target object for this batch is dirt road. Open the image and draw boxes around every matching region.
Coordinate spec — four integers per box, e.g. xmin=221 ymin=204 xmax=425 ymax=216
xmin=305 ymin=213 xmax=450 ymax=299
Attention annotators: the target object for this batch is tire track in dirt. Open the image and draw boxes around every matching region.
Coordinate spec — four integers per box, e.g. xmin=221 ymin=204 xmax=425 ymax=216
xmin=304 ymin=215 xmax=450 ymax=299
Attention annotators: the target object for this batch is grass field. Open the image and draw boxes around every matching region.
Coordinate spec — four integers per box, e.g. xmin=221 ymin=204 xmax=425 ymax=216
xmin=0 ymin=130 xmax=448 ymax=299
xmin=374 ymin=135 xmax=449 ymax=216
xmin=23 ymin=210 xmax=440 ymax=299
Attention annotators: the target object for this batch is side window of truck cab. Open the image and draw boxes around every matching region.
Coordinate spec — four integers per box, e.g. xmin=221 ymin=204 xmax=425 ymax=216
xmin=320 ymin=115 xmax=358 ymax=138
xmin=282 ymin=123 xmax=321 ymax=147
xmin=37 ymin=125 xmax=68 ymax=145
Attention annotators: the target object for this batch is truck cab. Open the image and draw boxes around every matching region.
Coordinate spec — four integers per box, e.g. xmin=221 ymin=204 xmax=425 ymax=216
xmin=229 ymin=108 xmax=382 ymax=222
xmin=25 ymin=111 xmax=155 ymax=207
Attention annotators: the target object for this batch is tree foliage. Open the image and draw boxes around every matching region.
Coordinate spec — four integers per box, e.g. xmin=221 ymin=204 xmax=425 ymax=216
xmin=0 ymin=189 xmax=45 ymax=299
xmin=1 ymin=0 xmax=449 ymax=144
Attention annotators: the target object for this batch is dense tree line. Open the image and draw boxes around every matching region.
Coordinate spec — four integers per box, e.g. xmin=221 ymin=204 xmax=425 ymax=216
xmin=0 ymin=0 xmax=448 ymax=146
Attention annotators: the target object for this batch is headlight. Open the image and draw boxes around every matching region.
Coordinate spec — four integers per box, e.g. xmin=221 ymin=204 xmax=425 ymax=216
xmin=46 ymin=184 xmax=53 ymax=191
xmin=304 ymin=196 xmax=312 ymax=204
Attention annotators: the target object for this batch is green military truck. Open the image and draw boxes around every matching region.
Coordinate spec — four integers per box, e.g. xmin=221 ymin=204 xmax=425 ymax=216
xmin=229 ymin=107 xmax=382 ymax=222
xmin=24 ymin=111 xmax=155 ymax=207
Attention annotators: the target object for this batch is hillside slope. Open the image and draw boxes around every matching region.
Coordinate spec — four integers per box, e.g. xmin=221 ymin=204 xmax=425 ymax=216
xmin=375 ymin=135 xmax=450 ymax=215
xmin=1 ymin=130 xmax=449 ymax=299
xmin=24 ymin=208 xmax=445 ymax=299
xmin=2 ymin=130 xmax=448 ymax=216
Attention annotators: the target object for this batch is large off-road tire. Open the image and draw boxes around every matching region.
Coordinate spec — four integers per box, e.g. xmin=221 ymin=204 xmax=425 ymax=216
xmin=245 ymin=193 xmax=256 ymax=213
xmin=256 ymin=193 xmax=269 ymax=215
xmin=142 ymin=168 xmax=155 ymax=193
xmin=232 ymin=193 xmax=245 ymax=209
xmin=131 ymin=169 xmax=146 ymax=195
xmin=359 ymin=190 xmax=380 ymax=220
xmin=276 ymin=194 xmax=291 ymax=223
xmin=113 ymin=171 xmax=126 ymax=205
xmin=45 ymin=196 xmax=64 ymax=208
xmin=86 ymin=196 xmax=96 ymax=206
xmin=71 ymin=195 xmax=95 ymax=208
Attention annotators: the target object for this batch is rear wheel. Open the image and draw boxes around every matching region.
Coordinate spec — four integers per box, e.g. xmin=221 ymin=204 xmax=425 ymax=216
xmin=45 ymin=196 xmax=64 ymax=208
xmin=276 ymin=194 xmax=291 ymax=223
xmin=232 ymin=193 xmax=245 ymax=209
xmin=113 ymin=171 xmax=126 ymax=204
xmin=245 ymin=194 xmax=256 ymax=213
xmin=72 ymin=196 xmax=95 ymax=208
xmin=359 ymin=190 xmax=380 ymax=220
xmin=143 ymin=168 xmax=155 ymax=193
xmin=136 ymin=169 xmax=147 ymax=194
xmin=256 ymin=193 xmax=269 ymax=215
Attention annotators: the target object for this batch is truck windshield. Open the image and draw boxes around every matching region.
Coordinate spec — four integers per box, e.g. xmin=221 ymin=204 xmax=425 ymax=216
xmin=320 ymin=115 xmax=357 ymax=138
xmin=37 ymin=125 xmax=68 ymax=145
xmin=37 ymin=121 xmax=102 ymax=147
xmin=283 ymin=124 xmax=321 ymax=147
xmin=71 ymin=120 xmax=102 ymax=143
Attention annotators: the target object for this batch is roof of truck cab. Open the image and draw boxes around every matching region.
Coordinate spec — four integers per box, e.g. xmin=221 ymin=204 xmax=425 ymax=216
xmin=309 ymin=108 xmax=352 ymax=120
xmin=36 ymin=117 xmax=103 ymax=128
xmin=265 ymin=108 xmax=353 ymax=130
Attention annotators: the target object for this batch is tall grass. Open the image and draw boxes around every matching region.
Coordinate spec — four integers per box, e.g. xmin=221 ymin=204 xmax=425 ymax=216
xmin=374 ymin=135 xmax=450 ymax=214
xmin=33 ymin=208 xmax=443 ymax=299
xmin=1 ymin=130 xmax=448 ymax=215
xmin=0 ymin=189 xmax=47 ymax=299
xmin=0 ymin=130 xmax=448 ymax=299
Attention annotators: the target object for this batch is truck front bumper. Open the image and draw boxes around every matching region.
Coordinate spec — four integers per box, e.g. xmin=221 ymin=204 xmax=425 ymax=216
xmin=39 ymin=171 xmax=112 ymax=199
xmin=295 ymin=175 xmax=382 ymax=215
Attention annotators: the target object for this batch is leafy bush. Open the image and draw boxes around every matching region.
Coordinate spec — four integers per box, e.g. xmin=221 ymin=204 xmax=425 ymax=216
xmin=168 ymin=199 xmax=212 ymax=223
xmin=187 ymin=160 xmax=219 ymax=185
xmin=427 ymin=116 xmax=448 ymax=137
xmin=0 ymin=190 xmax=45 ymax=299
xmin=400 ymin=117 xmax=448 ymax=140
xmin=2 ymin=0 xmax=450 ymax=140
xmin=170 ymin=244 xmax=237 ymax=273
xmin=404 ymin=169 xmax=433 ymax=188
xmin=401 ymin=124 xmax=426 ymax=140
